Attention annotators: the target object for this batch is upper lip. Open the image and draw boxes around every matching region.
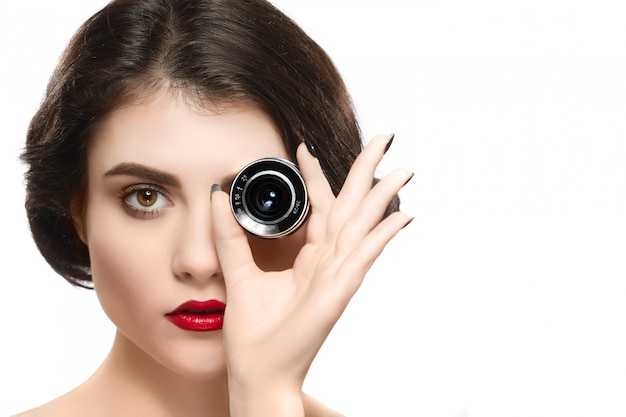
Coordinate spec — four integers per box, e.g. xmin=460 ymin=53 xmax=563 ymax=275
xmin=166 ymin=299 xmax=226 ymax=315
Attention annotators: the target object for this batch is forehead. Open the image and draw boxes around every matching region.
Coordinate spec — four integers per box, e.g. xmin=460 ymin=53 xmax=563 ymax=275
xmin=88 ymin=93 xmax=288 ymax=178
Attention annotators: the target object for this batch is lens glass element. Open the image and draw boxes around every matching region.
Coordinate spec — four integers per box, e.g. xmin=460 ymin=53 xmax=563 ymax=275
xmin=247 ymin=175 xmax=292 ymax=221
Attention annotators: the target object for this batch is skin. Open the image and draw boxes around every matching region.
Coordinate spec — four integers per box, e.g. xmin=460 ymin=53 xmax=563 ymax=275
xmin=15 ymin=91 xmax=412 ymax=417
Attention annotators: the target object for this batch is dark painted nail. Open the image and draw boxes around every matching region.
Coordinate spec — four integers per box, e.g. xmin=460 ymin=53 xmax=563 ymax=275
xmin=404 ymin=172 xmax=415 ymax=187
xmin=304 ymin=139 xmax=317 ymax=158
xmin=210 ymin=184 xmax=222 ymax=201
xmin=384 ymin=133 xmax=395 ymax=154
xmin=402 ymin=216 xmax=415 ymax=229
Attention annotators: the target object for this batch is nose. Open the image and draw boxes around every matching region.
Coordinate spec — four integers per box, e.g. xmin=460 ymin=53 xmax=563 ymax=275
xmin=171 ymin=205 xmax=222 ymax=284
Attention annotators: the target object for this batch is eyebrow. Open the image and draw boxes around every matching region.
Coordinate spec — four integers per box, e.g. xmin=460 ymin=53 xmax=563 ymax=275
xmin=103 ymin=163 xmax=181 ymax=188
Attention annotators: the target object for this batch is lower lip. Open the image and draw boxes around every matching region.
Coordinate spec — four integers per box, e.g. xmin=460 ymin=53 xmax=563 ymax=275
xmin=166 ymin=313 xmax=224 ymax=331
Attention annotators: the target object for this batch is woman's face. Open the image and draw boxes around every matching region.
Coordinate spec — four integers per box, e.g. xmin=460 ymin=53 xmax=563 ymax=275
xmin=77 ymin=92 xmax=306 ymax=379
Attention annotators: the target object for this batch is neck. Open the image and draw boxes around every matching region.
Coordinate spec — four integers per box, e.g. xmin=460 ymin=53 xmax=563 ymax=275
xmin=83 ymin=331 xmax=230 ymax=417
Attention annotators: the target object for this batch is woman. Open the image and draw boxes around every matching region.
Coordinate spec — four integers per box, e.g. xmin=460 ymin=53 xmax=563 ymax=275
xmin=17 ymin=0 xmax=412 ymax=415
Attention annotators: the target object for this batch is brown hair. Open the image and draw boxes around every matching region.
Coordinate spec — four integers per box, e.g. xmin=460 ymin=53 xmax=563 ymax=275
xmin=22 ymin=0 xmax=398 ymax=288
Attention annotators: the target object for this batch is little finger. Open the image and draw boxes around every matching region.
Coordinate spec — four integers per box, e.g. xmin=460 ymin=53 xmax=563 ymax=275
xmin=331 ymin=211 xmax=414 ymax=299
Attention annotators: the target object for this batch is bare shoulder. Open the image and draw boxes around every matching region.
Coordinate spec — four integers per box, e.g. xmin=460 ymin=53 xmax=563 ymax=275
xmin=16 ymin=389 xmax=341 ymax=417
xmin=303 ymin=393 xmax=346 ymax=417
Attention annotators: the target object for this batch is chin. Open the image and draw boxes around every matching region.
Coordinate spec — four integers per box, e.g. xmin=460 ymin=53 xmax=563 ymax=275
xmin=157 ymin=340 xmax=229 ymax=381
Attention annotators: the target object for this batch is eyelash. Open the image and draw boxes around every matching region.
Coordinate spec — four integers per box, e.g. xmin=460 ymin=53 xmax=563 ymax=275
xmin=116 ymin=184 xmax=172 ymax=219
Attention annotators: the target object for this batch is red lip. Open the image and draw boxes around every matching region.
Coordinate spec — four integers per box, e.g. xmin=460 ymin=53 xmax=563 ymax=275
xmin=165 ymin=299 xmax=226 ymax=332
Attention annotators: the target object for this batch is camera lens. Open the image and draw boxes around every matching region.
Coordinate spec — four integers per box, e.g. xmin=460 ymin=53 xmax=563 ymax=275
xmin=261 ymin=190 xmax=278 ymax=210
xmin=229 ymin=158 xmax=310 ymax=239
xmin=247 ymin=175 xmax=291 ymax=221
xmin=260 ymin=189 xmax=279 ymax=211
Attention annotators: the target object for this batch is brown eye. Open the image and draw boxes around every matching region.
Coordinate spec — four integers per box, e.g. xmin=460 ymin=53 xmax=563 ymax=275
xmin=136 ymin=189 xmax=157 ymax=207
xmin=122 ymin=185 xmax=171 ymax=218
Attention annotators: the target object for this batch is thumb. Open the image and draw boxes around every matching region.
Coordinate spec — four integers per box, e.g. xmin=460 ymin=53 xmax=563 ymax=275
xmin=210 ymin=184 xmax=259 ymax=286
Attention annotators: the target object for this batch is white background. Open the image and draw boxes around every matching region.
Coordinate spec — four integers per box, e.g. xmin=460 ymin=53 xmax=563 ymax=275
xmin=1 ymin=1 xmax=625 ymax=416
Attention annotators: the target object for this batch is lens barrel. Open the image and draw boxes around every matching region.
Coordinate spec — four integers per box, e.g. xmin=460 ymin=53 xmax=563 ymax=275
xmin=229 ymin=158 xmax=310 ymax=239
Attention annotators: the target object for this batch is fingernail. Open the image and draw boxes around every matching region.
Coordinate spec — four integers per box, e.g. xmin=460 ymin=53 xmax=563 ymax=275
xmin=404 ymin=172 xmax=415 ymax=187
xmin=304 ymin=139 xmax=317 ymax=158
xmin=210 ymin=184 xmax=222 ymax=201
xmin=384 ymin=133 xmax=395 ymax=154
xmin=402 ymin=216 xmax=415 ymax=229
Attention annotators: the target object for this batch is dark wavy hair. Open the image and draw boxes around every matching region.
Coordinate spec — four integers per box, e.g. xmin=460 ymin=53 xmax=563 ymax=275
xmin=22 ymin=0 xmax=398 ymax=288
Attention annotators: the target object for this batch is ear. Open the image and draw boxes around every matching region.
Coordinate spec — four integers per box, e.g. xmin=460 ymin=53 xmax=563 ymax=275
xmin=69 ymin=197 xmax=88 ymax=244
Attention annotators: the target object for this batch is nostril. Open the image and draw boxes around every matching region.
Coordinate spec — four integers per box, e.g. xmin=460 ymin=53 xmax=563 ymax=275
xmin=171 ymin=242 xmax=221 ymax=283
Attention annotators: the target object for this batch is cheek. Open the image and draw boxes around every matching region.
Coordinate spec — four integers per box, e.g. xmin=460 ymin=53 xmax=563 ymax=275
xmin=86 ymin=209 xmax=171 ymax=324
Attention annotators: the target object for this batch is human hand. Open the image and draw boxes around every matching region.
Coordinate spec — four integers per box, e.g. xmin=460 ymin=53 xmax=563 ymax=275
xmin=210 ymin=134 xmax=413 ymax=415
